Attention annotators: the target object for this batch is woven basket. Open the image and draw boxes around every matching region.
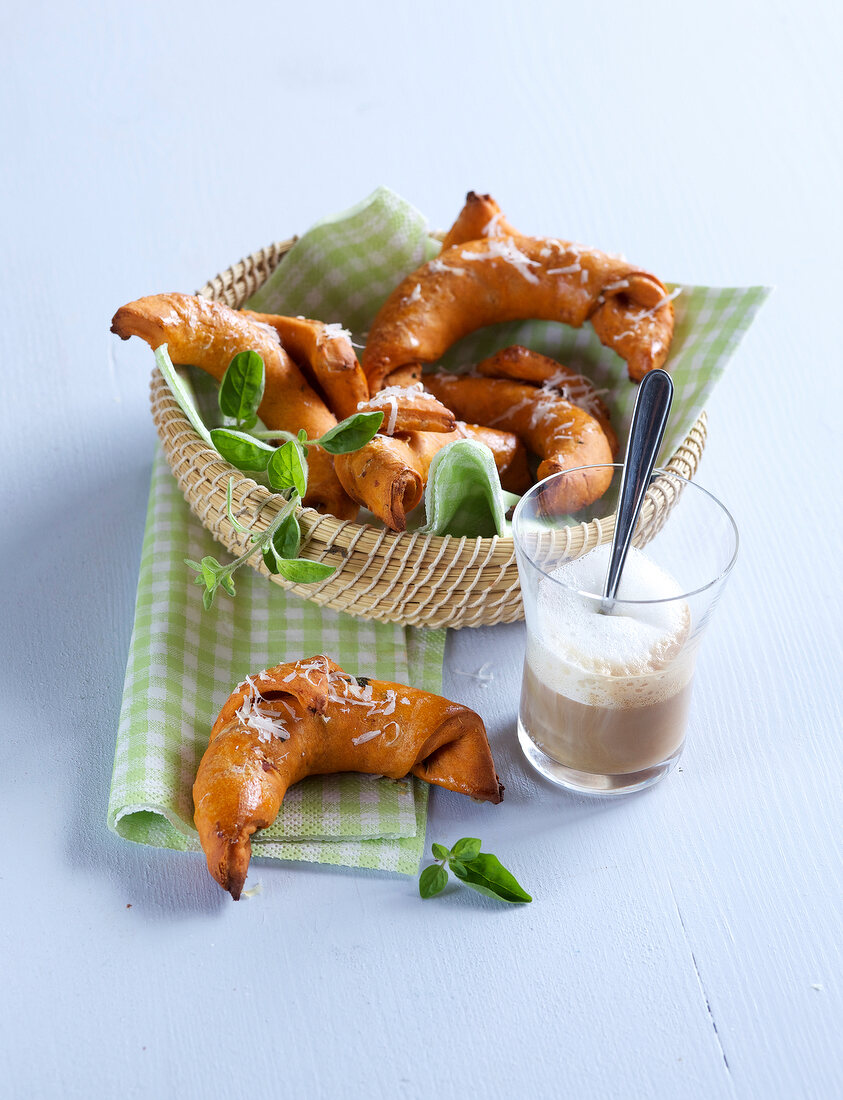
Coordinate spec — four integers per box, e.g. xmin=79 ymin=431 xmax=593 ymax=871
xmin=151 ymin=238 xmax=707 ymax=629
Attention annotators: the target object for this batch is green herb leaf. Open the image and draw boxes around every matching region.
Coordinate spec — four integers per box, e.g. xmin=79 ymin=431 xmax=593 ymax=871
xmin=449 ymin=853 xmax=532 ymax=904
xmin=273 ymin=558 xmax=336 ymax=584
xmin=210 ymin=428 xmax=275 ymax=471
xmin=261 ymin=511 xmax=302 ymax=574
xmin=199 ymin=555 xmax=222 ymax=588
xmin=267 ymin=439 xmax=308 ymax=496
xmin=218 ymin=350 xmax=265 ymax=428
xmin=298 ymin=428 xmax=308 ymax=443
xmin=419 ymin=864 xmax=449 ymax=899
xmin=316 ymin=410 xmax=384 ymax=455
xmin=431 ymin=843 xmax=450 ymax=861
xmin=450 ymin=837 xmax=482 ymax=862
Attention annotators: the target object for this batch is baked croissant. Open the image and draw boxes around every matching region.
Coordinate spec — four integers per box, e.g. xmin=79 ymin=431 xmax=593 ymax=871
xmin=241 ymin=311 xmax=370 ymax=420
xmin=476 ymin=345 xmax=619 ymax=455
xmin=425 ymin=374 xmax=614 ymax=512
xmin=362 ymin=230 xmax=674 ymax=391
xmin=111 ymin=293 xmax=358 ymax=519
xmin=194 ymin=656 xmax=504 ymax=898
xmin=333 ymin=422 xmax=530 ymax=530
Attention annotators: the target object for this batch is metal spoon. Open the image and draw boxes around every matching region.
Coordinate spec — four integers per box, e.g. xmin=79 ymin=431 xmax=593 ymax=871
xmin=601 ymin=368 xmax=674 ymax=612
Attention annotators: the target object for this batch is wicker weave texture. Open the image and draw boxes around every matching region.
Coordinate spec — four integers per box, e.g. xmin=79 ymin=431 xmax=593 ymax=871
xmin=150 ymin=240 xmax=707 ymax=629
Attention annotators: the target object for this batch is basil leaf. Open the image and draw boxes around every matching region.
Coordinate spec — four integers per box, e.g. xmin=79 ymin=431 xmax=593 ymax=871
xmin=199 ymin=555 xmax=222 ymax=588
xmin=449 ymin=853 xmax=532 ymax=904
xmin=202 ymin=587 xmax=216 ymax=611
xmin=419 ymin=864 xmax=448 ymax=899
xmin=431 ymin=843 xmax=450 ymax=861
xmin=267 ymin=439 xmax=308 ymax=496
xmin=218 ymin=350 xmax=265 ymax=427
xmin=210 ymin=428 xmax=275 ymax=471
xmin=316 ymin=411 xmax=384 ymax=455
xmin=450 ymin=837 xmax=481 ymax=862
xmin=262 ymin=512 xmax=301 ymax=574
xmin=273 ymin=558 xmax=335 ymax=584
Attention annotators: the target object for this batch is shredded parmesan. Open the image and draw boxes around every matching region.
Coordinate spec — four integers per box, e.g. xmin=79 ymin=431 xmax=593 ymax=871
xmin=629 ymin=287 xmax=682 ymax=323
xmin=352 ymin=729 xmax=383 ymax=746
xmin=429 ymin=258 xmax=466 ymax=276
xmin=461 ymin=239 xmax=540 ymax=284
xmin=318 ymin=322 xmax=352 ymax=345
xmin=482 ymin=210 xmax=505 ymax=237
xmin=384 ymin=395 xmax=398 ymax=434
xmin=603 ymin=278 xmax=631 ymax=293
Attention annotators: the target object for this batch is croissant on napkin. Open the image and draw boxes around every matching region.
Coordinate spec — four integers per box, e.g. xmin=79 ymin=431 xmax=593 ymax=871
xmin=194 ymin=656 xmax=504 ymax=898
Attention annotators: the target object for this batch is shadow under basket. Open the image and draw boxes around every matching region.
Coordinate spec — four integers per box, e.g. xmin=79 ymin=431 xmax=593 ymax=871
xmin=151 ymin=238 xmax=708 ymax=629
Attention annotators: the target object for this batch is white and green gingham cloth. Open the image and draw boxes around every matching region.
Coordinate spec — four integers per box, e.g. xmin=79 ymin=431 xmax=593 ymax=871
xmin=109 ymin=186 xmax=768 ymax=875
xmin=108 ymin=452 xmax=444 ymax=873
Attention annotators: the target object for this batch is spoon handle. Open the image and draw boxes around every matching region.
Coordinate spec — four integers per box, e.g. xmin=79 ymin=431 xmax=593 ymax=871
xmin=602 ymin=368 xmax=674 ymax=609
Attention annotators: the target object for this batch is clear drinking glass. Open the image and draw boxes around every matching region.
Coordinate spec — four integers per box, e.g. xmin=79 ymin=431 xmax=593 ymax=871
xmin=512 ymin=465 xmax=738 ymax=795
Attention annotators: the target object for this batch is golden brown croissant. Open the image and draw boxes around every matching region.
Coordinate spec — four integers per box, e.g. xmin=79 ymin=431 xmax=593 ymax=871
xmin=425 ymin=374 xmax=614 ymax=512
xmin=333 ymin=422 xmax=530 ymax=530
xmin=362 ymin=233 xmax=674 ymax=391
xmin=241 ymin=311 xmax=370 ymax=420
xmin=194 ymin=656 xmax=504 ymax=898
xmin=111 ymin=292 xmax=358 ymax=519
xmin=476 ymin=345 xmax=619 ymax=455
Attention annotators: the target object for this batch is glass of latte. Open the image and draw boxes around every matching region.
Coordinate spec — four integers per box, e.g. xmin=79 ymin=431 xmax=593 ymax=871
xmin=512 ymin=465 xmax=738 ymax=795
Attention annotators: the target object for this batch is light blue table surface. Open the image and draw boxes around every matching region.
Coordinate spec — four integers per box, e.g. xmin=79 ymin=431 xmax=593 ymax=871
xmin=2 ymin=2 xmax=841 ymax=1097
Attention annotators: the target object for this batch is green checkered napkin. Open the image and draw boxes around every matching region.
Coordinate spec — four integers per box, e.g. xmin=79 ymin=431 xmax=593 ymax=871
xmin=109 ymin=452 xmax=444 ymax=873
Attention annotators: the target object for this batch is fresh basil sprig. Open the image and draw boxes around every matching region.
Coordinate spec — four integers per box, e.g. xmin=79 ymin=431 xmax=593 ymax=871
xmin=419 ymin=839 xmax=532 ymax=904
xmin=184 ymin=351 xmax=385 ymax=608
xmin=186 ymin=482 xmax=334 ymax=608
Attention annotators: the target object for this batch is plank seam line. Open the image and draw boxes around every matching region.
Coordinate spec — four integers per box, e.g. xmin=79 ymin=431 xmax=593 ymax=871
xmin=669 ymin=881 xmax=736 ymax=1089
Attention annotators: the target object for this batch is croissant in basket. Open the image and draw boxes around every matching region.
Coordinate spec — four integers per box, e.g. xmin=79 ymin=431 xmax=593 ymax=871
xmin=241 ymin=310 xmax=370 ymax=420
xmin=425 ymin=373 xmax=614 ymax=512
xmin=476 ymin=345 xmax=619 ymax=455
xmin=194 ymin=656 xmax=504 ymax=898
xmin=333 ymin=421 xmax=531 ymax=530
xmin=111 ymin=292 xmax=358 ymax=519
xmin=362 ymin=194 xmax=675 ymax=390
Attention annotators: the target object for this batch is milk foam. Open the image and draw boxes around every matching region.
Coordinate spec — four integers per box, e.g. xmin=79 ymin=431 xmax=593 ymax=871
xmin=528 ymin=544 xmax=692 ymax=708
